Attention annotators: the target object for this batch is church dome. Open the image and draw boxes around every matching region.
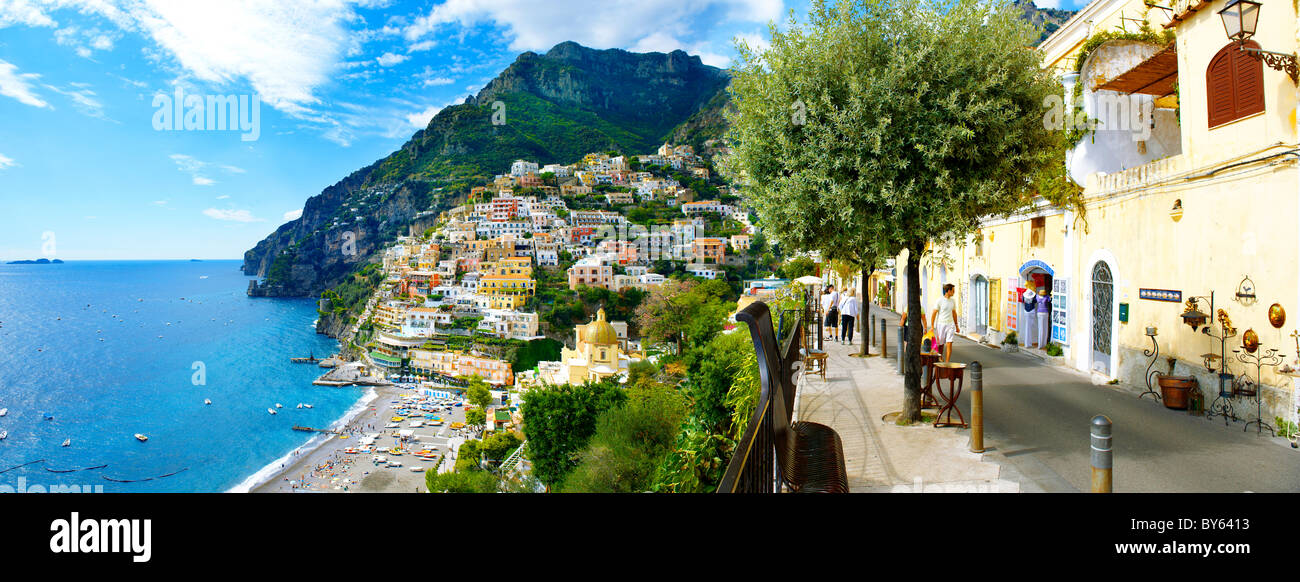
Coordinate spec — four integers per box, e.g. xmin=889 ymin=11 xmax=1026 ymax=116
xmin=585 ymin=308 xmax=618 ymax=346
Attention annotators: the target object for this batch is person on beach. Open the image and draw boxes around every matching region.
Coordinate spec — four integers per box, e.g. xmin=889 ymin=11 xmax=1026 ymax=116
xmin=929 ymin=284 xmax=959 ymax=362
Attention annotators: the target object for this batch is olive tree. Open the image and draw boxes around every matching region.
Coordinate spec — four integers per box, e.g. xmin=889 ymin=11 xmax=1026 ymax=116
xmin=726 ymin=0 xmax=1061 ymax=421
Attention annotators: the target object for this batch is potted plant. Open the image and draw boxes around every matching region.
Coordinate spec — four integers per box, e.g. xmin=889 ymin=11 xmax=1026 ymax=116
xmin=1002 ymin=330 xmax=1018 ymax=353
xmin=1156 ymin=357 xmax=1195 ymax=410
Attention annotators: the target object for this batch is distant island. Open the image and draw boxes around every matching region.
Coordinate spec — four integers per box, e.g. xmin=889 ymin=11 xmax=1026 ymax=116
xmin=7 ymin=258 xmax=64 ymax=264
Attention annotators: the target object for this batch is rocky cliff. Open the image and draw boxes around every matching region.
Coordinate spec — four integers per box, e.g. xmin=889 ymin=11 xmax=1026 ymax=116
xmin=242 ymin=41 xmax=731 ymax=300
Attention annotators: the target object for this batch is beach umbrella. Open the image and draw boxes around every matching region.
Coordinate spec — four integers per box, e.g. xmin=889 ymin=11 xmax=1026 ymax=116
xmin=794 ymin=275 xmax=822 ymax=286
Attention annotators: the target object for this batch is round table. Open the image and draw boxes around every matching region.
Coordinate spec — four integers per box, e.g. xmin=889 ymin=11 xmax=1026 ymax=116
xmin=933 ymin=362 xmax=968 ymax=428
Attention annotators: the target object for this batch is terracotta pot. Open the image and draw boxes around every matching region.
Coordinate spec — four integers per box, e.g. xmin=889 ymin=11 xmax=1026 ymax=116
xmin=1157 ymin=375 xmax=1196 ymax=410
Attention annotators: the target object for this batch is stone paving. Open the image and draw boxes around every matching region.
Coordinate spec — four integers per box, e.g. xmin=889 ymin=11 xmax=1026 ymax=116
xmin=792 ymin=308 xmax=1021 ymax=493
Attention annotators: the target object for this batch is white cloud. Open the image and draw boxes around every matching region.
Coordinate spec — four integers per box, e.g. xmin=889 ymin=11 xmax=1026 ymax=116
xmin=407 ymin=39 xmax=435 ymax=52
xmin=403 ymin=0 xmax=783 ymax=54
xmin=283 ymin=209 xmax=303 ymax=220
xmin=422 ymin=76 xmax=454 ymax=87
xmin=216 ymin=195 xmax=230 ymax=199
xmin=735 ymin=31 xmax=770 ymax=55
xmin=54 ymin=25 xmax=117 ymax=58
xmin=406 ymin=104 xmax=442 ymax=128
xmin=170 ymin=153 xmax=243 ymax=186
xmin=203 ymin=208 xmax=264 ymax=222
xmin=152 ymin=199 xmax=168 ymax=206
xmin=376 ymin=52 xmax=408 ymax=67
xmin=44 ymin=83 xmax=113 ymax=121
xmin=0 ymin=153 xmax=16 ymax=170
xmin=0 ymin=0 xmax=57 ymax=28
xmin=0 ymin=59 xmax=49 ymax=108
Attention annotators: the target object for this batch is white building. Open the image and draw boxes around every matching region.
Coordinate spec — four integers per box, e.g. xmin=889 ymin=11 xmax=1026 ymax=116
xmin=510 ymin=160 xmax=539 ymax=177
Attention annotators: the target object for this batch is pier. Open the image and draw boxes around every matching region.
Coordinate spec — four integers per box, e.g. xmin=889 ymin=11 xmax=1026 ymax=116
xmin=292 ymin=425 xmax=340 ymax=434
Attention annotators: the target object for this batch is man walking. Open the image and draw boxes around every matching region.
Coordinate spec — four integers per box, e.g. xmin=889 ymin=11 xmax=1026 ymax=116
xmin=822 ymin=285 xmax=840 ymax=340
xmin=930 ymin=284 xmax=960 ymax=362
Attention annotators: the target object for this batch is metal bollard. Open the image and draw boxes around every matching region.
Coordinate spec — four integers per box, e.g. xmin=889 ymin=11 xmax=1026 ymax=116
xmin=870 ymin=314 xmax=876 ymax=349
xmin=1090 ymin=415 xmax=1113 ymax=493
xmin=969 ymin=361 xmax=984 ymax=453
xmin=897 ymin=324 xmax=904 ymax=373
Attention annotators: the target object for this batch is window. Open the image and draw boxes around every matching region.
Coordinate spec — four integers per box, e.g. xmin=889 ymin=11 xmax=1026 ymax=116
xmin=1207 ymin=41 xmax=1265 ymax=128
xmin=974 ymin=231 xmax=983 ymax=257
xmin=1030 ymin=217 xmax=1046 ymax=248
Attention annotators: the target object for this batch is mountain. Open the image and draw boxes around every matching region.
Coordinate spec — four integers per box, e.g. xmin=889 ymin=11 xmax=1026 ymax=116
xmin=242 ymin=41 xmax=730 ymax=300
xmin=1013 ymin=0 xmax=1077 ymax=45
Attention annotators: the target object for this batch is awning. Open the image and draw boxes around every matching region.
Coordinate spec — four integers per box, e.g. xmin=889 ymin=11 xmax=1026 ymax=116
xmin=1095 ymin=44 xmax=1178 ymax=97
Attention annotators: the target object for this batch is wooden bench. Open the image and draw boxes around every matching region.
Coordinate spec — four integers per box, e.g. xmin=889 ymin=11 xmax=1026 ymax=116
xmin=719 ymin=301 xmax=849 ymax=493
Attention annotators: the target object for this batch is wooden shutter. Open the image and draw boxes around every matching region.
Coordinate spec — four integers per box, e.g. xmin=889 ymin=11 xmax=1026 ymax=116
xmin=1207 ymin=41 xmax=1265 ymax=129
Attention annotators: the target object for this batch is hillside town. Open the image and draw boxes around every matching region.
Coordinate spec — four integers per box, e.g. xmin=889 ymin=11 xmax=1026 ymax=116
xmin=324 ymin=142 xmax=771 ymax=434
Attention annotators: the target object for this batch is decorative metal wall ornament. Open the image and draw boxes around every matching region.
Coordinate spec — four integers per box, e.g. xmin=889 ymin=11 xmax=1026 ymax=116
xmin=1141 ymin=327 xmax=1162 ymax=401
xmin=1241 ymin=328 xmax=1259 ymax=353
xmin=1140 ymin=288 xmax=1182 ymax=302
xmin=1232 ymin=345 xmax=1281 ymax=436
xmin=1234 ymin=275 xmax=1256 ymax=306
xmin=1181 ymin=293 xmax=1213 ymax=332
xmin=1268 ymin=303 xmax=1285 ymax=328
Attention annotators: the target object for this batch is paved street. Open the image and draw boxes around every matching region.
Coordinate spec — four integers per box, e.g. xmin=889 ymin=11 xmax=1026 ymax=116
xmin=933 ymin=322 xmax=1300 ymax=492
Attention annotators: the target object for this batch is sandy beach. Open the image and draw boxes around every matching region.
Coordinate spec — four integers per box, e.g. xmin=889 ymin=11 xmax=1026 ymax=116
xmin=251 ymin=385 xmax=468 ymax=493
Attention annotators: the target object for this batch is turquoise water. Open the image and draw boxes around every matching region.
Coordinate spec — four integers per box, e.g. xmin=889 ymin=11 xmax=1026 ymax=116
xmin=0 ymin=260 xmax=363 ymax=492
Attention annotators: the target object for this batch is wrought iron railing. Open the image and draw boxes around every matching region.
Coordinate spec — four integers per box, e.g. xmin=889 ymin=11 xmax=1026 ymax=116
xmin=717 ymin=301 xmax=804 ymax=493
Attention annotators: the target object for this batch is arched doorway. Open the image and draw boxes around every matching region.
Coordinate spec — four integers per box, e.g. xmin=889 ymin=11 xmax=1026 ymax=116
xmin=970 ymin=275 xmax=989 ymax=335
xmin=1018 ymin=261 xmax=1055 ymax=349
xmin=1091 ymin=261 xmax=1114 ymax=375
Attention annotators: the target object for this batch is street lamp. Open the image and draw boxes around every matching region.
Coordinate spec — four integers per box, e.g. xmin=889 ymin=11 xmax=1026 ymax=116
xmin=1217 ymin=0 xmax=1259 ymax=42
xmin=1217 ymin=0 xmax=1298 ymax=83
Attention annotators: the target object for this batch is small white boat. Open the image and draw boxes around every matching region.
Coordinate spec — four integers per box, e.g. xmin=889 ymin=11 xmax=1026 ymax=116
xmin=303 ymin=404 xmax=313 ymax=409
xmin=135 ymin=434 xmax=148 ymax=442
xmin=296 ymin=403 xmax=303 ymax=409
xmin=268 ymin=408 xmax=277 ymax=415
xmin=0 ymin=430 xmax=7 ymax=440
xmin=275 ymin=403 xmax=283 ymax=409
xmin=61 ymin=438 xmax=70 ymax=447
xmin=0 ymin=408 xmax=7 ymax=417
xmin=204 ymin=399 xmax=212 ymax=405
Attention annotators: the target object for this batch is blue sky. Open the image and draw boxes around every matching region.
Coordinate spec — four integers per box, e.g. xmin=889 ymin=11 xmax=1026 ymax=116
xmin=0 ymin=0 xmax=1084 ymax=260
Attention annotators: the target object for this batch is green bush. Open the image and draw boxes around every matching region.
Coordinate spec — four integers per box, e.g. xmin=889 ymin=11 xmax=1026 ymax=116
xmin=1003 ymin=331 xmax=1018 ymax=346
xmin=560 ymin=382 xmax=687 ymax=493
xmin=1045 ymin=342 xmax=1063 ymax=356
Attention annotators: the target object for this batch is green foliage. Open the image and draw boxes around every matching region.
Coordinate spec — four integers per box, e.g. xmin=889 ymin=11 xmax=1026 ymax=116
xmin=1045 ymin=342 xmax=1063 ymax=356
xmin=511 ymin=338 xmax=563 ymax=372
xmin=626 ymin=360 xmax=659 ymax=386
xmin=519 ymin=379 xmax=628 ymax=488
xmin=779 ymin=256 xmax=817 ymax=280
xmin=480 ymin=431 xmax=523 ymax=464
xmin=634 ymin=279 xmax=732 ymax=354
xmin=653 ymin=413 xmax=735 ymax=493
xmin=455 ymin=439 xmax=483 ymax=472
xmin=1003 ymin=330 xmax=1018 ymax=345
xmin=689 ymin=330 xmax=760 ymax=436
xmin=465 ymin=407 xmax=487 ymax=428
xmin=1274 ymin=417 xmax=1299 ymax=439
xmin=466 ymin=376 xmax=492 ymax=409
xmin=560 ymin=381 xmax=688 ymax=493
xmin=425 ymin=467 xmax=499 ymax=493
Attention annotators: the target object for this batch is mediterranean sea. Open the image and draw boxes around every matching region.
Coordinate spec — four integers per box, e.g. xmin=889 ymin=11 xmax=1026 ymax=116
xmin=0 ymin=260 xmax=362 ymax=492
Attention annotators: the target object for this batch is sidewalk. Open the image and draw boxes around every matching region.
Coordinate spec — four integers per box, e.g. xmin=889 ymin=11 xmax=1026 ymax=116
xmin=793 ymin=307 xmax=1021 ymax=493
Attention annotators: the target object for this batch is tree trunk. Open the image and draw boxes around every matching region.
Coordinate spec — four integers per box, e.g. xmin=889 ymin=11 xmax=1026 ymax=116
xmin=902 ymin=245 xmax=924 ymax=423
xmin=860 ymin=265 xmax=871 ymax=356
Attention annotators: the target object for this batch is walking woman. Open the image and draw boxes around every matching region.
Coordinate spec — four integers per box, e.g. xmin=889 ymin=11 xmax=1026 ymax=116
xmin=822 ymin=285 xmax=840 ymax=338
xmin=839 ymin=288 xmax=860 ymax=344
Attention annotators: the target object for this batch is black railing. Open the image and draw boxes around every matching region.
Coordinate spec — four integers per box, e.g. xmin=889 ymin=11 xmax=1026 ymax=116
xmin=717 ymin=301 xmax=804 ymax=493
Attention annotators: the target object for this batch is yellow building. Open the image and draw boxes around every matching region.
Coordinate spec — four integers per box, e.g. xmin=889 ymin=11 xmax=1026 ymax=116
xmin=896 ymin=0 xmax=1298 ymax=423
xmin=541 ymin=308 xmax=635 ymax=386
xmin=478 ymin=256 xmax=535 ymax=309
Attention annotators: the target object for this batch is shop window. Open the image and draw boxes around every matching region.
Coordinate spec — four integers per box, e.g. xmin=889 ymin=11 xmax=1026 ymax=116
xmin=1030 ymin=217 xmax=1046 ymax=248
xmin=1207 ymin=41 xmax=1265 ymax=129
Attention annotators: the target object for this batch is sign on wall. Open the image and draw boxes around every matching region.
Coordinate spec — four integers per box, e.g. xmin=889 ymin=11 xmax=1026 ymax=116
xmin=1051 ymin=277 xmax=1069 ymax=345
xmin=1139 ymin=288 xmax=1182 ymax=302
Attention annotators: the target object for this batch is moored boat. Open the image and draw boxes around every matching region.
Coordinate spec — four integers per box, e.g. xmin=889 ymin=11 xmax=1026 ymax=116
xmin=268 ymin=408 xmax=277 ymax=415
xmin=0 ymin=431 xmax=7 ymax=440
xmin=61 ymin=438 xmax=70 ymax=447
xmin=135 ymin=433 xmax=148 ymax=442
xmin=275 ymin=403 xmax=283 ymax=409
xmin=0 ymin=408 xmax=7 ymax=417
xmin=204 ymin=399 xmax=212 ymax=405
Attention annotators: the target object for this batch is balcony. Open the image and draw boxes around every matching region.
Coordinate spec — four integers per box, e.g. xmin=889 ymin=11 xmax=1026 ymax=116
xmin=1085 ymin=153 xmax=1189 ymax=195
